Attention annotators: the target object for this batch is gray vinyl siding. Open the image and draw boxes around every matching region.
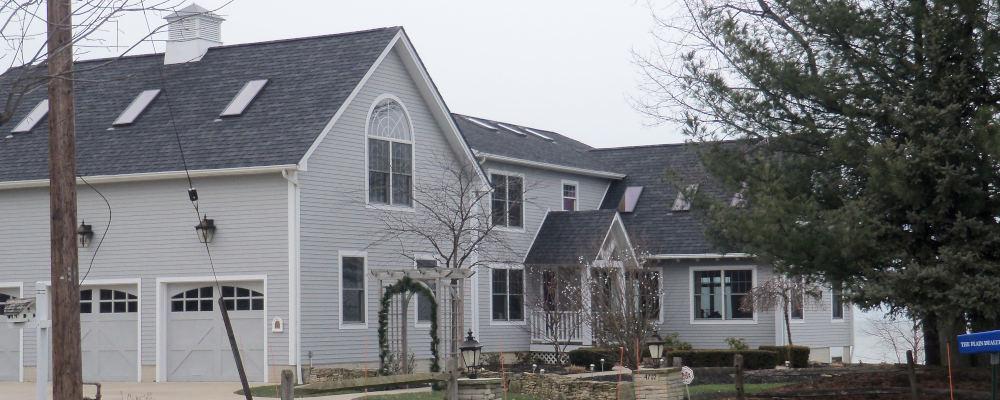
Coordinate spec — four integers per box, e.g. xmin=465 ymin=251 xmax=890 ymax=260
xmin=0 ymin=174 xmax=289 ymax=370
xmin=297 ymin=47 xmax=467 ymax=367
xmin=477 ymin=161 xmax=613 ymax=352
xmin=786 ymin=286 xmax=853 ymax=348
xmin=656 ymin=260 xmax=777 ymax=349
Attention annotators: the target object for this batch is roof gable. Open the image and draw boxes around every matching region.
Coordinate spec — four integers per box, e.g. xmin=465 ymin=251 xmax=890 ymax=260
xmin=0 ymin=27 xmax=400 ymax=183
xmin=524 ymin=209 xmax=628 ymax=265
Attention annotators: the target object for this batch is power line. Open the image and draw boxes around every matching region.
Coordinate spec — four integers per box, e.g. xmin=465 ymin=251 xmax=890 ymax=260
xmin=77 ymin=174 xmax=110 ymax=284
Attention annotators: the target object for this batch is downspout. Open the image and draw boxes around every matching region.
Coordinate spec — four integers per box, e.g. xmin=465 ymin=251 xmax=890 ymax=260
xmin=282 ymin=169 xmax=303 ymax=383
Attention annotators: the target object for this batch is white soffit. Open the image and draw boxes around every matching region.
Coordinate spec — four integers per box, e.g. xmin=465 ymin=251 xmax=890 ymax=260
xmin=113 ymin=89 xmax=161 ymax=126
xmin=11 ymin=99 xmax=49 ymax=133
xmin=221 ymin=79 xmax=268 ymax=116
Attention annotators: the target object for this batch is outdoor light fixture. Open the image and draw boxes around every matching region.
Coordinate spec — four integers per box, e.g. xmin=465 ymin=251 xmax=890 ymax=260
xmin=459 ymin=329 xmax=483 ymax=379
xmin=195 ymin=214 xmax=216 ymax=244
xmin=600 ymin=359 xmax=605 ymax=372
xmin=77 ymin=220 xmax=93 ymax=248
xmin=647 ymin=329 xmax=666 ymax=368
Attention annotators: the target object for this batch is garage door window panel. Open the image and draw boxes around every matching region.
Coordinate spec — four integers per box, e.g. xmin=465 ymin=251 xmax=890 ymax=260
xmin=172 ymin=286 xmax=214 ymax=312
xmin=222 ymin=285 xmax=264 ymax=311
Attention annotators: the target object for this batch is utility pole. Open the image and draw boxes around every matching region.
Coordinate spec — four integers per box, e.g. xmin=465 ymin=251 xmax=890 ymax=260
xmin=47 ymin=0 xmax=82 ymax=398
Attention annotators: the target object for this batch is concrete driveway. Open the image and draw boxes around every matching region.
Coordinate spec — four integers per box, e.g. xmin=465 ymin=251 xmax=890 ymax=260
xmin=0 ymin=382 xmax=431 ymax=400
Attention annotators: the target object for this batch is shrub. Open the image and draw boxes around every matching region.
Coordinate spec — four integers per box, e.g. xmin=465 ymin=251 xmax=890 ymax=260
xmin=568 ymin=347 xmax=617 ymax=370
xmin=725 ymin=337 xmax=749 ymax=350
xmin=665 ymin=349 xmax=778 ymax=370
xmin=482 ymin=352 xmax=502 ymax=370
xmin=758 ymin=345 xmax=810 ymax=368
xmin=664 ymin=332 xmax=693 ymax=350
xmin=566 ymin=365 xmax=587 ymax=374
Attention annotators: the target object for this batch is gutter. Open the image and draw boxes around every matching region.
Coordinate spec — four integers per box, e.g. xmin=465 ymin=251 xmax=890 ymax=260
xmin=0 ymin=164 xmax=299 ymax=189
xmin=475 ymin=151 xmax=625 ymax=180
xmin=646 ymin=253 xmax=751 ymax=261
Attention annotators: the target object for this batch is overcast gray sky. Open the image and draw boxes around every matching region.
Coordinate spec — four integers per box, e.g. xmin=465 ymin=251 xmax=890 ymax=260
xmin=66 ymin=0 xmax=687 ymax=148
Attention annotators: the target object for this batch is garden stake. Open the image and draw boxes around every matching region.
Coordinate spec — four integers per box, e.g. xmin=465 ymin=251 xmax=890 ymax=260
xmin=637 ymin=338 xmax=641 ymax=399
xmin=618 ymin=346 xmax=624 ymax=400
xmin=947 ymin=343 xmax=954 ymax=400
xmin=269 ymin=341 xmax=279 ymax=398
xmin=501 ymin=338 xmax=506 ymax=400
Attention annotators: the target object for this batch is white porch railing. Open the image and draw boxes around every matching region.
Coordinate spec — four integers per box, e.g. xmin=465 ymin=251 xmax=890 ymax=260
xmin=529 ymin=310 xmax=586 ymax=344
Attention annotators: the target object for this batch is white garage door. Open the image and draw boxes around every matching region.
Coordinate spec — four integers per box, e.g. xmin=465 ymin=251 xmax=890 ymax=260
xmin=166 ymin=283 xmax=265 ymax=382
xmin=80 ymin=286 xmax=139 ymax=382
xmin=0 ymin=289 xmax=21 ymax=382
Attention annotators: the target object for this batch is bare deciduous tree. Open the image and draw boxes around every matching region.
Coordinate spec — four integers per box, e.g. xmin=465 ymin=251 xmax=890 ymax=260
xmin=370 ymin=157 xmax=529 ymax=269
xmin=860 ymin=312 xmax=923 ymax=364
xmin=740 ymin=277 xmax=822 ymax=345
xmin=521 ymin=264 xmax=587 ymax=363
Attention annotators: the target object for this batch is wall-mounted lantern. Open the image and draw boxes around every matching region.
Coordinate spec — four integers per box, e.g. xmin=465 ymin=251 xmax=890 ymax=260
xmin=647 ymin=329 xmax=666 ymax=368
xmin=77 ymin=221 xmax=93 ymax=248
xmin=195 ymin=214 xmax=216 ymax=244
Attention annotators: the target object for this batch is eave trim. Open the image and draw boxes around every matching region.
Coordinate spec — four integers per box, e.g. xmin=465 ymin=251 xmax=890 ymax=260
xmin=476 ymin=151 xmax=625 ymax=180
xmin=0 ymin=164 xmax=298 ymax=189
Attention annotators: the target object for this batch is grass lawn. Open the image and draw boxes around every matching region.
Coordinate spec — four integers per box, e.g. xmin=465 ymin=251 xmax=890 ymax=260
xmin=236 ymin=384 xmax=358 ymax=398
xmin=687 ymin=382 xmax=794 ymax=396
xmin=361 ymin=392 xmax=541 ymax=400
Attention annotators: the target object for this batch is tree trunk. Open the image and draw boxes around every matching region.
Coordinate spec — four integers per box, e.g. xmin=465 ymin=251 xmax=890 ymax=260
xmin=784 ymin=307 xmax=794 ymax=346
xmin=937 ymin=313 xmax=970 ymax=368
xmin=923 ymin=314 xmax=941 ymax=365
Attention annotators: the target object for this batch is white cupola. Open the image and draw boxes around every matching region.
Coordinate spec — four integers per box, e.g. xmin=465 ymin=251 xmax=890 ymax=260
xmin=163 ymin=4 xmax=224 ymax=65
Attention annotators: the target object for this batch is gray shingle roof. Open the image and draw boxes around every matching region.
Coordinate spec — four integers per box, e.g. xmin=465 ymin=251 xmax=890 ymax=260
xmin=0 ymin=27 xmax=401 ymax=182
xmin=524 ymin=210 xmax=619 ymax=265
xmin=453 ymin=114 xmax=618 ymax=173
xmin=590 ymin=143 xmax=726 ymax=255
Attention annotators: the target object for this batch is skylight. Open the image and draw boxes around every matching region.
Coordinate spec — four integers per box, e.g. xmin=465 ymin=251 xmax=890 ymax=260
xmin=618 ymin=186 xmax=643 ymax=213
xmin=524 ymin=127 xmax=553 ymax=141
xmin=672 ymin=184 xmax=699 ymax=211
xmin=497 ymin=123 xmax=526 ymax=136
xmin=464 ymin=116 xmax=497 ymax=130
xmin=11 ymin=99 xmax=49 ymax=133
xmin=221 ymin=79 xmax=268 ymax=117
xmin=113 ymin=89 xmax=161 ymax=126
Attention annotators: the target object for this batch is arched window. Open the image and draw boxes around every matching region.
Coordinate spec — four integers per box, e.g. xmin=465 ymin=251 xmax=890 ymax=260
xmin=367 ymin=97 xmax=413 ymax=206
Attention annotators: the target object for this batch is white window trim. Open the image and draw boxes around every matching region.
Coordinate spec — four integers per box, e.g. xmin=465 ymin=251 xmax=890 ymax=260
xmin=364 ymin=93 xmax=416 ymax=209
xmin=561 ymin=179 xmax=579 ymax=211
xmin=488 ymin=169 xmax=526 ymax=232
xmin=489 ymin=264 xmax=526 ymax=326
xmin=831 ymin=287 xmax=846 ymax=323
xmin=688 ymin=265 xmax=758 ymax=325
xmin=413 ymin=254 xmax=440 ymax=328
xmin=339 ymin=251 xmax=369 ymax=329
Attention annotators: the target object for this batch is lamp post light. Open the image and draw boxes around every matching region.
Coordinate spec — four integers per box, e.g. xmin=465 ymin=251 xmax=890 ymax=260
xmin=647 ymin=329 xmax=666 ymax=368
xmin=600 ymin=359 xmax=605 ymax=372
xmin=77 ymin=220 xmax=93 ymax=248
xmin=459 ymin=329 xmax=483 ymax=379
xmin=195 ymin=214 xmax=216 ymax=244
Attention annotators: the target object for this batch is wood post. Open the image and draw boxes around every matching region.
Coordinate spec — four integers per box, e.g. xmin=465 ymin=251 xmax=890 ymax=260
xmin=401 ymin=293 xmax=409 ymax=375
xmin=907 ymin=350 xmax=921 ymax=400
xmin=734 ymin=354 xmax=745 ymax=400
xmin=47 ymin=0 xmax=82 ymax=399
xmin=447 ymin=358 xmax=459 ymax=400
xmin=281 ymin=370 xmax=294 ymax=400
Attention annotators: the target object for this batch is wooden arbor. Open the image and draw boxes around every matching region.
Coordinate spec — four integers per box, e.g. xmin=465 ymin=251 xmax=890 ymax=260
xmin=373 ymin=268 xmax=475 ymax=376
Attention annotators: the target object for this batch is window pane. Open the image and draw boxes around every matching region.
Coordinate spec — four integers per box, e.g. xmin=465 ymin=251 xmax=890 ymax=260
xmin=509 ymin=270 xmax=524 ymax=295
xmin=693 ymin=270 xmax=722 ymax=319
xmin=100 ymin=289 xmax=113 ymax=301
xmin=492 ymin=199 xmax=507 ymax=226
xmin=492 ymin=269 xmax=507 ymax=294
xmin=200 ymin=286 xmax=213 ymax=298
xmin=392 ymin=174 xmax=412 ymax=206
xmin=223 ymin=299 xmax=235 ymax=311
xmin=344 ymin=289 xmax=365 ymax=323
xmin=82 ymin=303 xmax=93 ymax=314
xmin=114 ymin=302 xmax=126 ymax=313
xmin=492 ymin=295 xmax=508 ymax=320
xmin=370 ymin=172 xmax=390 ymax=204
xmin=237 ymin=287 xmax=250 ymax=297
xmin=186 ymin=300 xmax=199 ymax=311
xmin=791 ymin=296 xmax=803 ymax=319
xmin=563 ymin=198 xmax=576 ymax=211
xmin=509 ymin=294 xmax=523 ymax=320
xmin=418 ymin=290 xmax=432 ymax=322
xmin=725 ymin=270 xmax=753 ymax=319
xmin=127 ymin=302 xmax=138 ymax=313
xmin=491 ymin=175 xmax=507 ymax=201
xmin=563 ymin=184 xmax=576 ymax=198
xmin=99 ymin=302 xmax=113 ymax=313
xmin=343 ymin=257 xmax=365 ymax=289
xmin=832 ymin=290 xmax=844 ymax=319
xmin=201 ymin=299 xmax=214 ymax=312
xmin=369 ymin=139 xmax=390 ymax=172
xmin=252 ymin=298 xmax=264 ymax=311
xmin=391 ymin=142 xmax=412 ymax=174
xmin=416 ymin=259 xmax=438 ymax=268
xmin=80 ymin=290 xmax=92 ymax=301
xmin=237 ymin=299 xmax=251 ymax=311
xmin=508 ymin=200 xmax=523 ymax=228
xmin=369 ymin=99 xmax=411 ymax=141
